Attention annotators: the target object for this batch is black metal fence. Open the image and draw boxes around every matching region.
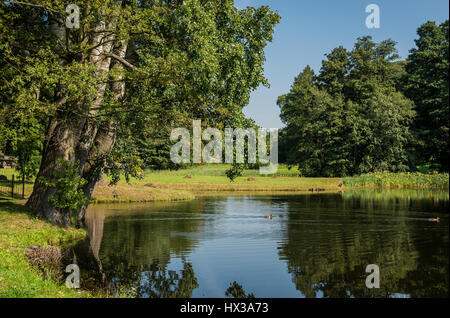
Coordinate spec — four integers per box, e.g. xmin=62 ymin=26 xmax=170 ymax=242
xmin=0 ymin=174 xmax=25 ymax=198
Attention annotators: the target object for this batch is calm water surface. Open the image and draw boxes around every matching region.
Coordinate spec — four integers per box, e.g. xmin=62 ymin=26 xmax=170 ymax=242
xmin=71 ymin=189 xmax=449 ymax=298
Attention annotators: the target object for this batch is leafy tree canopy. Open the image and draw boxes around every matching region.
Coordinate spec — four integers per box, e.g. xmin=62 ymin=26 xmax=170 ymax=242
xmin=0 ymin=0 xmax=280 ymax=224
xmin=278 ymin=37 xmax=415 ymax=177
xmin=403 ymin=20 xmax=449 ymax=171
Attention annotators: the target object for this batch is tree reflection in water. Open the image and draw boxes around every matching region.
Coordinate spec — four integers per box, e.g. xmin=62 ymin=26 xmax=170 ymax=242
xmin=67 ymin=190 xmax=448 ymax=298
xmin=277 ymin=190 xmax=449 ymax=298
xmin=69 ymin=201 xmax=205 ymax=297
xmin=225 ymin=281 xmax=255 ymax=298
xmin=136 ymin=260 xmax=198 ymax=298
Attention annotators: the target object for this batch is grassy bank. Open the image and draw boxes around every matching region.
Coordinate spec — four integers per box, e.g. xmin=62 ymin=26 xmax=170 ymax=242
xmin=1 ymin=165 xmax=342 ymax=203
xmin=92 ymin=183 xmax=196 ymax=203
xmin=99 ymin=167 xmax=448 ymax=201
xmin=2 ymin=166 xmax=448 ymax=204
xmin=0 ymin=199 xmax=88 ymax=298
xmin=96 ymin=165 xmax=341 ymax=202
xmin=343 ymin=172 xmax=449 ymax=189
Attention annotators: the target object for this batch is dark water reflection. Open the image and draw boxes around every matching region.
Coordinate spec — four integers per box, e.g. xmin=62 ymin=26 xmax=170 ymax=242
xmin=69 ymin=189 xmax=449 ymax=298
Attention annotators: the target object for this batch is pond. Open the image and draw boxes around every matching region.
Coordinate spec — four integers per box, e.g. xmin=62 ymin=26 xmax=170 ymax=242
xmin=69 ymin=189 xmax=449 ymax=298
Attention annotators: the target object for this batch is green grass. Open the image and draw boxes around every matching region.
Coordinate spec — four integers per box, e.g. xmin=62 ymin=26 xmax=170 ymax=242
xmin=146 ymin=164 xmax=302 ymax=177
xmin=0 ymin=168 xmax=35 ymax=198
xmin=0 ymin=199 xmax=88 ymax=298
xmin=117 ymin=164 xmax=341 ymax=194
xmin=0 ymin=168 xmax=18 ymax=179
xmin=91 ymin=183 xmax=196 ymax=203
xmin=3 ymin=166 xmax=448 ymax=204
xmin=343 ymin=172 xmax=449 ymax=189
xmin=88 ymin=164 xmax=342 ymax=202
xmin=0 ymin=164 xmax=342 ymax=198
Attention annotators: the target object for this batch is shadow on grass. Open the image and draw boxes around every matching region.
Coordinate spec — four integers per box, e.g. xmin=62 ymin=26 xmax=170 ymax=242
xmin=0 ymin=199 xmax=34 ymax=216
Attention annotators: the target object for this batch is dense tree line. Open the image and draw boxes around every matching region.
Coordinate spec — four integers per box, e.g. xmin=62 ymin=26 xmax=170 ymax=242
xmin=403 ymin=21 xmax=449 ymax=172
xmin=278 ymin=20 xmax=448 ymax=177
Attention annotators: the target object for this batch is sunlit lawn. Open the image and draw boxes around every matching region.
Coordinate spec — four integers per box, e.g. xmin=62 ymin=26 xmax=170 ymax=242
xmin=1 ymin=165 xmax=343 ymax=203
xmin=128 ymin=164 xmax=342 ymax=192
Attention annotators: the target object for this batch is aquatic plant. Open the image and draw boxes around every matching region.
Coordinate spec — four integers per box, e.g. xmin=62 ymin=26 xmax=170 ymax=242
xmin=343 ymin=172 xmax=449 ymax=188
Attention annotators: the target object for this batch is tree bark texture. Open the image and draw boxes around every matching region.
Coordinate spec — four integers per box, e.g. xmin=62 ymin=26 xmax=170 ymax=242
xmin=27 ymin=7 xmax=128 ymax=226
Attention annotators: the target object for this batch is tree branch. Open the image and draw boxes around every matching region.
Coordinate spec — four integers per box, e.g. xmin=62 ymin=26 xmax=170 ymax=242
xmin=12 ymin=1 xmax=65 ymax=15
xmin=104 ymin=52 xmax=148 ymax=74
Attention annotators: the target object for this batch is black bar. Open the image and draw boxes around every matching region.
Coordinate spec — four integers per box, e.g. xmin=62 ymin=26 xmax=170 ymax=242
xmin=0 ymin=298 xmax=448 ymax=315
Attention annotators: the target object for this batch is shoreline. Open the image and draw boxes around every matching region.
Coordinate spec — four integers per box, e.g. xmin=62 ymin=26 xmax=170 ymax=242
xmin=2 ymin=166 xmax=448 ymax=205
xmin=1 ymin=176 xmax=448 ymax=298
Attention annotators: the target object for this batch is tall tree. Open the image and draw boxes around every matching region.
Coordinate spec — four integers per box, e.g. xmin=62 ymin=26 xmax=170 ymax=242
xmin=403 ymin=20 xmax=449 ymax=171
xmin=278 ymin=66 xmax=350 ymax=176
xmin=278 ymin=37 xmax=414 ymax=177
xmin=0 ymin=0 xmax=280 ymax=225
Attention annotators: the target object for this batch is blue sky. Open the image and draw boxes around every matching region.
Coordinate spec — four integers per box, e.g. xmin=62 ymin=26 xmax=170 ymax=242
xmin=235 ymin=0 xmax=449 ymax=128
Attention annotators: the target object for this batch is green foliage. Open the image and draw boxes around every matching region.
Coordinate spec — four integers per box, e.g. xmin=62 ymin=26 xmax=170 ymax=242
xmin=0 ymin=0 xmax=280 ymax=195
xmin=343 ymin=172 xmax=449 ymax=188
xmin=225 ymin=163 xmax=244 ymax=182
xmin=278 ymin=37 xmax=415 ymax=177
xmin=0 ymin=123 xmax=10 ymax=156
xmin=12 ymin=119 xmax=43 ymax=179
xmin=0 ymin=117 xmax=43 ymax=180
xmin=38 ymin=159 xmax=88 ymax=211
xmin=403 ymin=20 xmax=449 ymax=171
xmin=114 ymin=1 xmax=280 ymax=171
xmin=103 ymin=146 xmax=145 ymax=186
xmin=415 ymin=162 xmax=442 ymax=174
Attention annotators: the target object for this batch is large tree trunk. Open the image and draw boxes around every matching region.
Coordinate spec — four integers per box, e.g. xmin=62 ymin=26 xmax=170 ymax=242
xmin=76 ymin=41 xmax=128 ymax=227
xmin=26 ymin=9 xmax=127 ymax=227
xmin=26 ymin=115 xmax=88 ymax=225
xmin=25 ymin=15 xmax=84 ymax=226
xmin=75 ymin=122 xmax=117 ymax=227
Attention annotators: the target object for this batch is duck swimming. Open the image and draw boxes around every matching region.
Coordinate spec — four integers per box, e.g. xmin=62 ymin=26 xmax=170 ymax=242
xmin=429 ymin=217 xmax=440 ymax=222
xmin=264 ymin=214 xmax=274 ymax=219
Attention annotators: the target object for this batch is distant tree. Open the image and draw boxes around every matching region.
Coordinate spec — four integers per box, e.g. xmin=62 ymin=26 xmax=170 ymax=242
xmin=0 ymin=71 xmax=43 ymax=179
xmin=277 ymin=127 xmax=289 ymax=164
xmin=8 ymin=119 xmax=43 ymax=179
xmin=225 ymin=163 xmax=244 ymax=182
xmin=278 ymin=66 xmax=350 ymax=176
xmin=403 ymin=20 xmax=449 ymax=172
xmin=278 ymin=37 xmax=415 ymax=177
